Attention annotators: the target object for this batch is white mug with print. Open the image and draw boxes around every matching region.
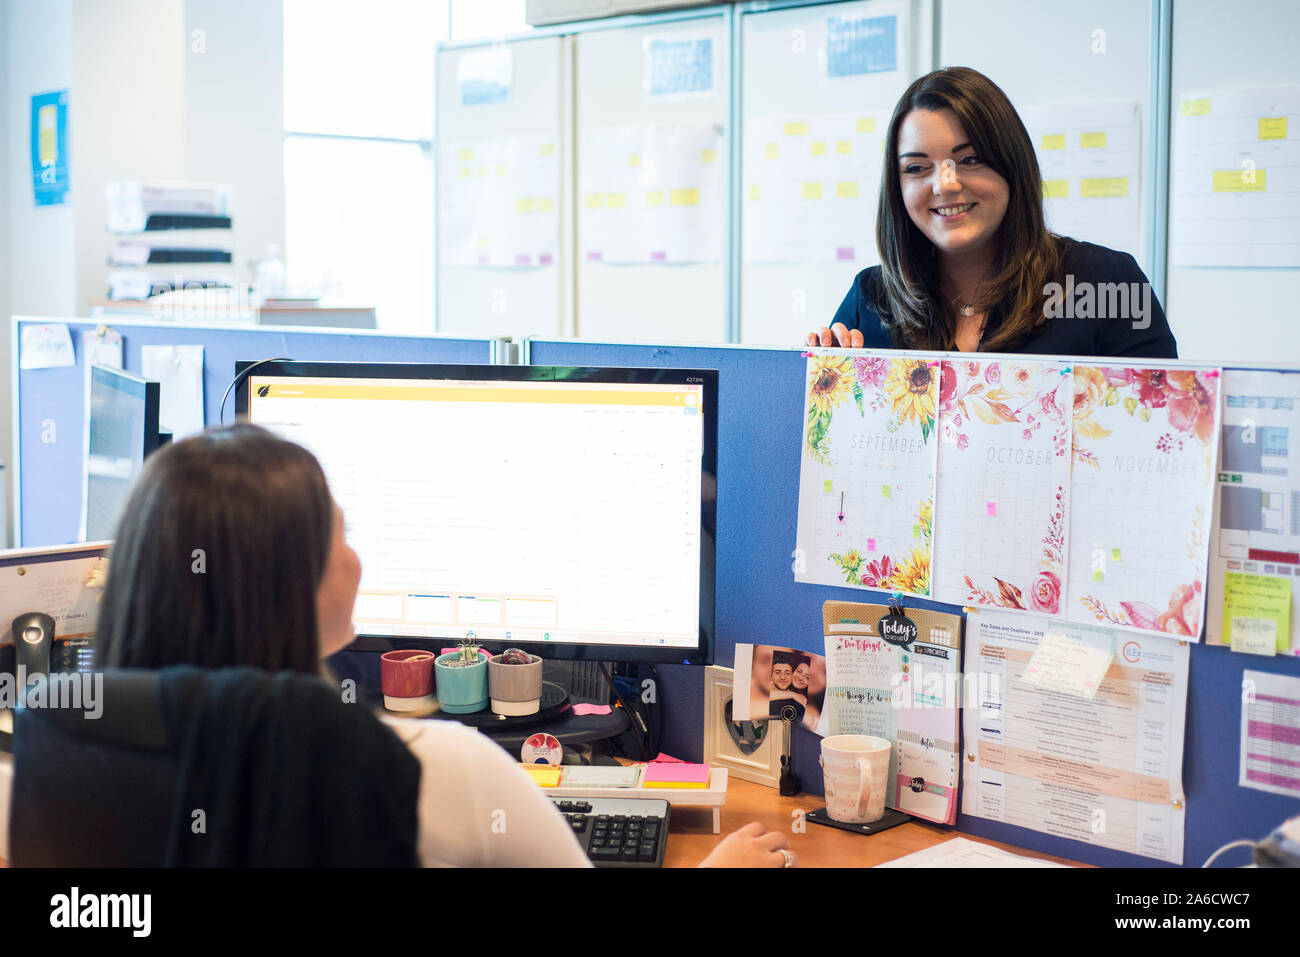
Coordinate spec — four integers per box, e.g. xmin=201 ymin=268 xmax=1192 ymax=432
xmin=820 ymin=734 xmax=891 ymax=824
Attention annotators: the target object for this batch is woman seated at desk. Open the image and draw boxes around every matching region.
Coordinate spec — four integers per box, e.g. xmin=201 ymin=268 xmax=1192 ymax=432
xmin=807 ymin=66 xmax=1177 ymax=360
xmin=90 ymin=424 xmax=796 ymax=868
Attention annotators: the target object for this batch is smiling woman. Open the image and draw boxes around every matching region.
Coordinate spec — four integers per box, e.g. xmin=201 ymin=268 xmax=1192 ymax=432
xmin=807 ymin=67 xmax=1178 ymax=360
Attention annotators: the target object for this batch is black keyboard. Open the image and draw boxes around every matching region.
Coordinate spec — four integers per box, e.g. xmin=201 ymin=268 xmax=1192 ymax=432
xmin=552 ymin=797 xmax=671 ymax=868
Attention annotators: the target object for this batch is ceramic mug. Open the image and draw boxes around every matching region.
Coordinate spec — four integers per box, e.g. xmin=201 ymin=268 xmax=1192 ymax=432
xmin=819 ymin=734 xmax=891 ymax=824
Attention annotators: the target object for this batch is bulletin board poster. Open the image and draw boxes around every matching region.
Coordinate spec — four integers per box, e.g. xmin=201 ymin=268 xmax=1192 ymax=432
xmin=31 ymin=90 xmax=69 ymax=207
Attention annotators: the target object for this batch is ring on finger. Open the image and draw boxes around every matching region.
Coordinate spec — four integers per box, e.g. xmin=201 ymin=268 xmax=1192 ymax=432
xmin=780 ymin=848 xmax=796 ymax=868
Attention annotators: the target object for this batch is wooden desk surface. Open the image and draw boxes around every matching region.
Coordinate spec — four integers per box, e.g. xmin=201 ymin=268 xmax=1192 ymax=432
xmin=663 ymin=774 xmax=1085 ymax=868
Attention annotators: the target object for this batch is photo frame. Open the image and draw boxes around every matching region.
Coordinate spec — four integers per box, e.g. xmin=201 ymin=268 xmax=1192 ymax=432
xmin=703 ymin=665 xmax=784 ymax=788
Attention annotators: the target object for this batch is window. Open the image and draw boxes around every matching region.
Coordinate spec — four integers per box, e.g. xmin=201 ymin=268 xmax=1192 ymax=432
xmin=283 ymin=0 xmax=446 ymax=332
xmin=283 ymin=0 xmax=530 ymax=332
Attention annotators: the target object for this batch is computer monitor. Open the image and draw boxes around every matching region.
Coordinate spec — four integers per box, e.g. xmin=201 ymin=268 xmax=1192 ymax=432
xmin=81 ymin=365 xmax=164 ymax=542
xmin=236 ymin=361 xmax=716 ymax=665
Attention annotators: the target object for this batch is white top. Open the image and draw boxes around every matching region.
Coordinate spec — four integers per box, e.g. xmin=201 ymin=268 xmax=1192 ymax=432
xmin=0 ymin=717 xmax=591 ymax=868
xmin=379 ymin=715 xmax=592 ymax=868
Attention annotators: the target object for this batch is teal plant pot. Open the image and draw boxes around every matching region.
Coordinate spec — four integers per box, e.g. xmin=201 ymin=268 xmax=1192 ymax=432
xmin=434 ymin=651 xmax=489 ymax=714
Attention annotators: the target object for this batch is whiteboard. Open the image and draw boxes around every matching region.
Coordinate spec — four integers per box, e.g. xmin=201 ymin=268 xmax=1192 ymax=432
xmin=940 ymin=0 xmax=1159 ymax=278
xmin=1166 ymin=0 xmax=1300 ymax=364
xmin=436 ymin=35 xmax=568 ymax=339
xmin=574 ymin=15 xmax=729 ymax=344
xmin=739 ymin=0 xmax=931 ymax=346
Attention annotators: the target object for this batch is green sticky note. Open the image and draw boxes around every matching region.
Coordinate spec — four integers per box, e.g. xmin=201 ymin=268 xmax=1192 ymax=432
xmin=881 ymin=485 xmax=891 ymax=499
xmin=1223 ymin=572 xmax=1292 ymax=653
xmin=1092 ymin=569 xmax=1104 ymax=583
xmin=1111 ymin=547 xmax=1122 ymax=561
xmin=823 ymin=480 xmax=833 ymax=492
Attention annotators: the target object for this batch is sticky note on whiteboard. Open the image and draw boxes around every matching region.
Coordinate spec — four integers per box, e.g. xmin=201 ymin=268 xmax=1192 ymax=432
xmin=986 ymin=502 xmax=997 ymax=517
xmin=1181 ymin=98 xmax=1211 ymax=116
xmin=1042 ymin=180 xmax=1069 ymax=199
xmin=1040 ymin=134 xmax=1066 ymax=150
xmin=785 ymin=121 xmax=808 ymax=136
xmin=823 ymin=480 xmax=833 ymax=492
xmin=1080 ymin=131 xmax=1107 ymax=148
xmin=802 ymin=182 xmax=824 ymax=200
xmin=1213 ymin=170 xmax=1266 ymax=193
xmin=836 ymin=181 xmax=859 ymax=199
xmin=1259 ymin=117 xmax=1287 ymax=140
xmin=1080 ymin=177 xmax=1129 ymax=198
xmin=763 ymin=143 xmax=778 ymax=159
xmin=856 ymin=117 xmax=876 ymax=132
xmin=881 ymin=485 xmax=891 ymax=499
xmin=867 ymin=538 xmax=876 ymax=551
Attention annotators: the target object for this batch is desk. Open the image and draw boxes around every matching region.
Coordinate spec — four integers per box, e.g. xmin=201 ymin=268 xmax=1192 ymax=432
xmin=662 ymin=775 xmax=1086 ymax=868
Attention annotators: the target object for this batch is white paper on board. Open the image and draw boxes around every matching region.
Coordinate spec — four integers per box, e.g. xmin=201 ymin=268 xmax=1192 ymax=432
xmin=19 ymin=323 xmax=76 ymax=370
xmin=141 ymin=344 xmax=205 ymax=441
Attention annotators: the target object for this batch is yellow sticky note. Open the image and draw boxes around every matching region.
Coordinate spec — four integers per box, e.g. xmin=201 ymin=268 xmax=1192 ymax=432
xmin=857 ymin=117 xmax=876 ymax=133
xmin=785 ymin=121 xmax=808 ymax=136
xmin=811 ymin=141 xmax=827 ymax=156
xmin=476 ymin=237 xmax=490 ymax=250
xmin=540 ymin=143 xmax=556 ymax=156
xmin=1080 ymin=131 xmax=1107 ymax=149
xmin=747 ymin=184 xmax=761 ymax=201
xmin=515 ymin=197 xmax=535 ymax=214
xmin=1181 ymin=98 xmax=1211 ymax=116
xmin=606 ymin=192 xmax=627 ymax=209
xmin=880 ymin=485 xmax=891 ymax=499
xmin=646 ymin=190 xmax=664 ymax=207
xmin=457 ymin=148 xmax=474 ymax=162
xmin=1092 ymin=569 xmax=1104 ymax=583
xmin=584 ymin=193 xmax=603 ymax=209
xmin=802 ymin=182 xmax=823 ymax=200
xmin=495 ymin=165 xmax=508 ymax=177
xmin=538 ymin=197 xmax=554 ymax=213
xmin=1042 ymin=179 xmax=1069 ymax=199
xmin=1041 ymin=134 xmax=1066 ymax=151
xmin=1259 ymin=117 xmax=1288 ymax=140
xmin=478 ymin=165 xmax=489 ymax=177
xmin=669 ymin=188 xmax=699 ymax=206
xmin=1224 ymin=572 xmax=1291 ymax=653
xmin=522 ymin=765 xmax=563 ymax=787
xmin=628 ymin=154 xmax=642 ymax=167
xmin=763 ymin=143 xmax=778 ymax=160
xmin=1080 ymin=177 xmax=1129 ymax=198
xmin=1213 ymin=169 xmax=1266 ymax=193
xmin=701 ymin=149 xmax=717 ymax=163
xmin=836 ymin=181 xmax=859 ymax=199
xmin=458 ymin=167 xmax=472 ymax=178
xmin=836 ymin=140 xmax=853 ymax=154
xmin=823 ymin=480 xmax=833 ymax=493
xmin=1111 ymin=547 xmax=1122 ymax=561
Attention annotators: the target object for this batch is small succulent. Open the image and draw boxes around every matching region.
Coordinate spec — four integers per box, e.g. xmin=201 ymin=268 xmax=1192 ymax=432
xmin=496 ymin=647 xmax=531 ymax=665
xmin=443 ymin=632 xmax=483 ymax=668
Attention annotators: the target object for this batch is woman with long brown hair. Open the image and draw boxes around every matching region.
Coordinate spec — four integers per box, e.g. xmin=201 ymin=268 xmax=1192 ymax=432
xmin=808 ymin=67 xmax=1176 ymax=358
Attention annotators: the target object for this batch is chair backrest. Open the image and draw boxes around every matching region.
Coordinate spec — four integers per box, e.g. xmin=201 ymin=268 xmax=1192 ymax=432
xmin=10 ymin=671 xmax=177 ymax=866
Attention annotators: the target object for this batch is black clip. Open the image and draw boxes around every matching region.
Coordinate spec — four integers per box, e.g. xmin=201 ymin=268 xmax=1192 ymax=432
xmin=887 ymin=591 xmax=906 ymax=617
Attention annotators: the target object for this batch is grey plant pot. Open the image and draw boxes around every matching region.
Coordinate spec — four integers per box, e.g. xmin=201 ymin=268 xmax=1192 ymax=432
xmin=487 ymin=654 xmax=544 ymax=716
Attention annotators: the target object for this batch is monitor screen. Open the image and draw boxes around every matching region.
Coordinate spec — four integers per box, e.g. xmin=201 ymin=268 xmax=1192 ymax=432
xmin=82 ymin=365 xmax=161 ymax=542
xmin=237 ymin=362 xmax=716 ymax=665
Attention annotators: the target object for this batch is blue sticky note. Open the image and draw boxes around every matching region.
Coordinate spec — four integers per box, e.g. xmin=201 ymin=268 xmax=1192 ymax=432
xmin=31 ymin=90 xmax=70 ymax=206
xmin=647 ymin=37 xmax=714 ymax=98
xmin=826 ymin=15 xmax=897 ymax=78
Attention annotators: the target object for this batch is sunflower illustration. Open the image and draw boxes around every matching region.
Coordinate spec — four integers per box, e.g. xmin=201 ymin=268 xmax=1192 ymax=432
xmin=891 ymin=544 xmax=931 ymax=595
xmin=808 ymin=355 xmax=855 ymax=417
xmin=884 ymin=359 xmax=938 ymax=439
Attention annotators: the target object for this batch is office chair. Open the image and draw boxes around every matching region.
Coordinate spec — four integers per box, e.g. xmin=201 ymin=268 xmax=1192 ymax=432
xmin=9 ymin=668 xmax=419 ymax=866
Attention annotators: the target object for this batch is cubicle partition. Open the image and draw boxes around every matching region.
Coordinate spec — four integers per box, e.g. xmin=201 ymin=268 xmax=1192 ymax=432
xmin=12 ymin=317 xmax=494 ymax=548
xmin=526 ymin=336 xmax=1300 ymax=869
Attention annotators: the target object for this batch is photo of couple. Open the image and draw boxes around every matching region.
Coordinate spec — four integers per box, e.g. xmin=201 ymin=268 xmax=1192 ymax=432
xmin=743 ymin=645 xmax=826 ymax=732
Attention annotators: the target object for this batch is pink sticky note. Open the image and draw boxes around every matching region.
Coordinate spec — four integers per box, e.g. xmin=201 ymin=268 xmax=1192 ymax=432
xmin=867 ymin=538 xmax=876 ymax=552
xmin=650 ymin=752 xmax=685 ymax=763
xmin=643 ymin=762 xmax=709 ymax=786
xmin=572 ymin=703 xmax=612 ymax=716
xmin=987 ymin=502 xmax=997 ymax=517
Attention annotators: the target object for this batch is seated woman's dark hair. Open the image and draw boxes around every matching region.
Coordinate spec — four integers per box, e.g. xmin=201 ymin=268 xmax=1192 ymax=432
xmin=96 ymin=424 xmax=334 ymax=674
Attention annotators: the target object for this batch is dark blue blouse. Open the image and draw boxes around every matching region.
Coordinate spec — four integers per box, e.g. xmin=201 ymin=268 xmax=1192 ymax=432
xmin=830 ymin=237 xmax=1178 ymax=359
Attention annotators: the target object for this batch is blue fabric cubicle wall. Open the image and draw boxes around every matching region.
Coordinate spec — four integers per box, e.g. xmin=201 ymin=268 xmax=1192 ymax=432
xmin=14 ymin=318 xmax=492 ymax=547
xmin=527 ymin=337 xmax=1300 ymax=869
